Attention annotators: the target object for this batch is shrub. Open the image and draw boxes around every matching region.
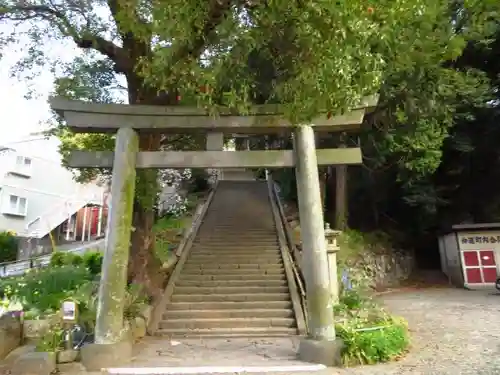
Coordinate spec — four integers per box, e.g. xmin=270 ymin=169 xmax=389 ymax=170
xmin=36 ymin=323 xmax=65 ymax=353
xmin=0 ymin=231 xmax=18 ymax=263
xmin=188 ymin=170 xmax=210 ymax=193
xmin=336 ymin=316 xmax=410 ymax=366
xmin=70 ymin=281 xmax=148 ymax=331
xmin=49 ymin=251 xmax=66 ymax=267
xmin=82 ymin=251 xmax=103 ymax=275
xmin=333 ymin=267 xmax=410 ymax=366
xmin=50 ymin=251 xmax=83 ymax=267
xmin=0 ymin=265 xmax=92 ymax=315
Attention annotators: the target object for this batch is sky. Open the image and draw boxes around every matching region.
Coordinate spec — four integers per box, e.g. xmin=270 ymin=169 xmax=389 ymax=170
xmin=0 ymin=22 xmax=80 ymax=146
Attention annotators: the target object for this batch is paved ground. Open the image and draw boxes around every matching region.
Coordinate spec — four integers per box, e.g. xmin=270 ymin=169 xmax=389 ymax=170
xmin=58 ymin=287 xmax=500 ymax=374
xmin=339 ymin=287 xmax=500 ymax=375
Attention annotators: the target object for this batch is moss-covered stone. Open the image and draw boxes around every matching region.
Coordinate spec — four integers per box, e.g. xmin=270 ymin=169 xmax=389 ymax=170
xmin=94 ymin=128 xmax=139 ymax=345
xmin=307 ymin=286 xmax=336 ymax=340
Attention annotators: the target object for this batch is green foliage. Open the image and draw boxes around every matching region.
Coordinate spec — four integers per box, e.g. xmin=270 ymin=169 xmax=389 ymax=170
xmin=336 ymin=317 xmax=409 ymax=366
xmin=153 ymin=216 xmax=186 ymax=263
xmin=50 ymin=250 xmax=102 ymax=275
xmin=35 ymin=323 xmax=65 ymax=353
xmin=0 ymin=266 xmax=92 ymax=315
xmin=332 ymin=231 xmax=409 ymax=366
xmin=337 ymin=290 xmax=365 ymax=311
xmin=82 ymin=251 xmax=104 ymax=276
xmin=69 ymin=281 xmax=148 ymax=331
xmin=334 ymin=285 xmax=409 ymax=366
xmin=187 ymin=170 xmax=210 ymax=193
xmin=123 ymin=283 xmax=148 ymax=319
xmin=0 ymin=230 xmax=18 ymax=263
xmin=140 ymin=0 xmax=486 ymax=122
xmin=49 ymin=251 xmax=83 ymax=267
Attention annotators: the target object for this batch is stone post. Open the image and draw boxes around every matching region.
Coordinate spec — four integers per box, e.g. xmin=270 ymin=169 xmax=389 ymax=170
xmin=324 ymin=223 xmax=341 ymax=304
xmin=294 ymin=125 xmax=342 ymax=366
xmin=81 ymin=206 xmax=88 ymax=242
xmin=81 ymin=127 xmax=138 ymax=371
xmin=206 ymin=131 xmax=224 ymax=182
xmin=97 ymin=205 xmax=103 ymax=237
xmin=65 ymin=212 xmax=71 ymax=241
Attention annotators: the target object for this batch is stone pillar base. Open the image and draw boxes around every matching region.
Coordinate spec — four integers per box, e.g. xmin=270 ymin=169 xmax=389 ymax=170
xmin=80 ymin=340 xmax=132 ymax=371
xmin=298 ymin=337 xmax=344 ymax=367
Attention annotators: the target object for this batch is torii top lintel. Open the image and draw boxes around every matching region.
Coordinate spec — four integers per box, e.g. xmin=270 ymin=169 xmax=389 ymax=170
xmin=49 ymin=96 xmax=378 ymax=135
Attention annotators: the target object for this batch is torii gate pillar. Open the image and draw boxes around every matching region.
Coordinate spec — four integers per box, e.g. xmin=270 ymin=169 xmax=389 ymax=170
xmin=294 ymin=125 xmax=343 ymax=366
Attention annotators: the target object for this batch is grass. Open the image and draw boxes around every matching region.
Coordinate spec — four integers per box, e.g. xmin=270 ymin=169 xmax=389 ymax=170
xmin=153 ymin=193 xmax=204 ymax=263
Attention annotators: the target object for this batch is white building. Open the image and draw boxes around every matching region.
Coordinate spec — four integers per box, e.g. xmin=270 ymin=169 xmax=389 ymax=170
xmin=0 ymin=134 xmax=107 ymax=258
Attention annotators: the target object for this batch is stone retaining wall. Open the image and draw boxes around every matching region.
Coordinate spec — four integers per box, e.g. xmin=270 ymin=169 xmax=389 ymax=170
xmin=352 ymin=250 xmax=415 ymax=290
xmin=0 ymin=313 xmax=22 ymax=360
xmin=287 ymin=219 xmax=415 ymax=290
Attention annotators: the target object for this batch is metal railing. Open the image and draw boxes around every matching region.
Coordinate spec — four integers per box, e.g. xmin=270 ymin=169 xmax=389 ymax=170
xmin=0 ymin=239 xmax=105 ymax=278
xmin=267 ymin=172 xmax=308 ymax=330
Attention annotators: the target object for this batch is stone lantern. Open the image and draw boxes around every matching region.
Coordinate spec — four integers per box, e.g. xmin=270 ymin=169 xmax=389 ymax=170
xmin=324 ymin=223 xmax=341 ymax=304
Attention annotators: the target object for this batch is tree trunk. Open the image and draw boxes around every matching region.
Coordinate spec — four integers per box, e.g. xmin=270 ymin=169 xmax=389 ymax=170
xmin=129 ymin=190 xmax=165 ymax=302
xmin=235 ymin=137 xmax=246 ymax=150
xmin=335 ymin=163 xmax=348 ymax=230
xmin=124 ymin=73 xmax=173 ymax=302
xmin=319 ymin=168 xmax=327 ymax=216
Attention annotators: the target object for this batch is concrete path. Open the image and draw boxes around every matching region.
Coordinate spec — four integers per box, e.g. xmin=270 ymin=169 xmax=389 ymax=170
xmin=58 ymin=287 xmax=500 ymax=374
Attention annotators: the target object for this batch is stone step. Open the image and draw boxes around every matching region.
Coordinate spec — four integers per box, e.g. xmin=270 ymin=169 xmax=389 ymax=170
xmin=196 ymin=231 xmax=276 ymax=236
xmin=196 ymin=232 xmax=277 ymax=237
xmin=198 ymin=225 xmax=275 ymax=228
xmin=181 ymin=268 xmax=284 ymax=276
xmin=192 ymin=245 xmax=279 ymax=250
xmin=189 ymin=249 xmax=281 ymax=255
xmin=154 ymin=326 xmax=298 ymax=338
xmin=203 ymin=220 xmax=276 ymax=223
xmin=171 ymin=293 xmax=290 ymax=303
xmin=194 ymin=240 xmax=279 ymax=245
xmin=190 ymin=246 xmax=280 ymax=252
xmin=185 ymin=258 xmax=283 ymax=265
xmin=163 ymin=308 xmax=294 ymax=320
xmin=176 ymin=279 xmax=287 ymax=287
xmin=179 ymin=273 xmax=286 ymax=281
xmin=186 ymin=259 xmax=283 ymax=266
xmin=183 ymin=267 xmax=285 ymax=278
xmin=184 ymin=259 xmax=283 ymax=270
xmin=158 ymin=317 xmax=296 ymax=330
xmin=167 ymin=300 xmax=293 ymax=311
xmin=193 ymin=240 xmax=279 ymax=245
xmin=174 ymin=286 xmax=289 ymax=295
xmin=188 ymin=254 xmax=281 ymax=260
xmin=197 ymin=227 xmax=275 ymax=231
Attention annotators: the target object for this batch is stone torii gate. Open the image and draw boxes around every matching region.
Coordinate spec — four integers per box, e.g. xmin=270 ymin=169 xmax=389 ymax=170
xmin=50 ymin=96 xmax=377 ymax=368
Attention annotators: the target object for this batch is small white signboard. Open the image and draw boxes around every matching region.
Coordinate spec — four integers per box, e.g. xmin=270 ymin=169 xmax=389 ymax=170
xmin=62 ymin=300 xmax=77 ymax=322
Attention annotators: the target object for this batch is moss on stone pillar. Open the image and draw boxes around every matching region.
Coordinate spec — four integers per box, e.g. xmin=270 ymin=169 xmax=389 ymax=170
xmin=94 ymin=127 xmax=138 ymax=345
xmin=293 ymin=125 xmax=336 ymax=341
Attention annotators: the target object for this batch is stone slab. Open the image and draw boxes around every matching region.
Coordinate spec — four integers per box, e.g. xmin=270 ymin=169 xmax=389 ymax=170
xmin=0 ymin=314 xmax=21 ymax=360
xmin=297 ymin=337 xmax=344 ymax=367
xmin=80 ymin=341 xmax=132 ymax=371
xmin=11 ymin=351 xmax=56 ymax=375
xmin=68 ymin=149 xmax=363 ymax=169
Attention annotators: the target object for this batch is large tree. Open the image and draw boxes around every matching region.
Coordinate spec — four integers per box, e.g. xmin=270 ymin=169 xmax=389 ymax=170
xmin=1 ymin=0 xmax=497 ymax=298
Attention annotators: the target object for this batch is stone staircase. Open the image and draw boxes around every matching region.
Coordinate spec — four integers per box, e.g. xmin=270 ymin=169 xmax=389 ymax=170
xmin=156 ymin=180 xmax=298 ymax=337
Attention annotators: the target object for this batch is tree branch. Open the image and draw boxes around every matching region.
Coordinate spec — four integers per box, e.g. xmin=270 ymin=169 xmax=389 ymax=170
xmin=0 ymin=4 xmax=132 ymax=72
xmin=172 ymin=0 xmax=235 ymax=62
